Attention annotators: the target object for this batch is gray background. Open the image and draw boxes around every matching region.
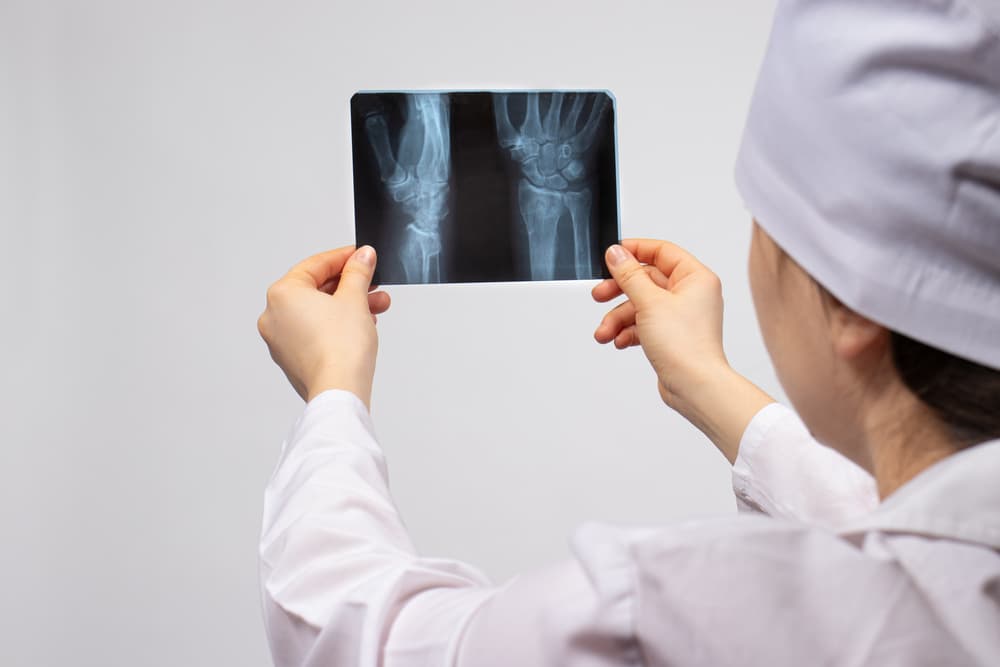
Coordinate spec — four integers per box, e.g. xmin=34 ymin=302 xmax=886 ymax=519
xmin=2 ymin=1 xmax=780 ymax=665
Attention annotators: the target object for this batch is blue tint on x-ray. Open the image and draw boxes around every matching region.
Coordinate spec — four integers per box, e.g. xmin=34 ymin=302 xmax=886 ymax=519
xmin=364 ymin=94 xmax=451 ymax=283
xmin=351 ymin=90 xmax=619 ymax=285
xmin=494 ymin=92 xmax=610 ymax=280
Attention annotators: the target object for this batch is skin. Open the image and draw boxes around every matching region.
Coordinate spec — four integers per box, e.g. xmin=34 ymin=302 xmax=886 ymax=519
xmin=257 ymin=245 xmax=390 ymax=408
xmin=258 ymin=227 xmax=960 ymax=500
xmin=591 ymin=239 xmax=774 ymax=462
xmin=743 ymin=221 xmax=958 ymax=498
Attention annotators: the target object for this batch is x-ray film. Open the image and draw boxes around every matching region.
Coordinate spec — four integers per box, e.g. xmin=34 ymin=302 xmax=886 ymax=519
xmin=351 ymin=91 xmax=620 ymax=285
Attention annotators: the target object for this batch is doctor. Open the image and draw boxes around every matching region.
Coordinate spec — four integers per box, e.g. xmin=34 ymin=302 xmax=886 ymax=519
xmin=256 ymin=0 xmax=1000 ymax=664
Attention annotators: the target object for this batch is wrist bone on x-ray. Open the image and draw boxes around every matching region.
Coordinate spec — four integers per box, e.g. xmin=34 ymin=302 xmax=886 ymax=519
xmin=351 ymin=91 xmax=620 ymax=285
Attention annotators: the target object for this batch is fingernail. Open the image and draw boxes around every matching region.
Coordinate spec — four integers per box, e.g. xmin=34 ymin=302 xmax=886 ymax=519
xmin=607 ymin=244 xmax=627 ymax=267
xmin=356 ymin=246 xmax=375 ymax=267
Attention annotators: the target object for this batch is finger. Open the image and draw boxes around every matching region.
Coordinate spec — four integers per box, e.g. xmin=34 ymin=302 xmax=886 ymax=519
xmin=319 ymin=276 xmax=381 ymax=296
xmin=645 ymin=265 xmax=671 ymax=290
xmin=493 ymin=93 xmax=518 ymax=147
xmin=591 ymin=278 xmax=623 ymax=303
xmin=368 ymin=290 xmax=391 ymax=315
xmin=365 ymin=113 xmax=399 ymax=182
xmin=595 ymin=299 xmax=636 ymax=343
xmin=614 ymin=325 xmax=640 ymax=349
xmin=562 ymin=93 xmax=586 ymax=138
xmin=591 ymin=265 xmax=670 ymax=303
xmin=620 ymin=238 xmax=707 ymax=288
xmin=604 ymin=245 xmax=665 ymax=309
xmin=569 ymin=93 xmax=609 ymax=152
xmin=287 ymin=246 xmax=357 ymax=288
xmin=524 ymin=92 xmax=542 ymax=135
xmin=335 ymin=245 xmax=377 ymax=299
xmin=543 ymin=92 xmax=564 ymax=136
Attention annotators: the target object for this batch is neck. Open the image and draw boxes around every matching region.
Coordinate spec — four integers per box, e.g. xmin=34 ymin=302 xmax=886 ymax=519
xmin=862 ymin=386 xmax=958 ymax=499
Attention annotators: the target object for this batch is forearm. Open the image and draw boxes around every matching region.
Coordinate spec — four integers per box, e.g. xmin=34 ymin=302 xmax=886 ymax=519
xmin=669 ymin=365 xmax=776 ymax=465
xmin=668 ymin=366 xmax=879 ymax=524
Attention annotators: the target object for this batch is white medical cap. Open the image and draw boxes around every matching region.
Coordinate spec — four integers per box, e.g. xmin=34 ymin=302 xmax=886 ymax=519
xmin=734 ymin=0 xmax=1000 ymax=370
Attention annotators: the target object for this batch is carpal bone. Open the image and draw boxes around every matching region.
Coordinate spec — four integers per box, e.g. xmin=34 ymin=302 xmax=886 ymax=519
xmin=365 ymin=93 xmax=451 ymax=283
xmin=494 ymin=92 xmax=609 ymax=280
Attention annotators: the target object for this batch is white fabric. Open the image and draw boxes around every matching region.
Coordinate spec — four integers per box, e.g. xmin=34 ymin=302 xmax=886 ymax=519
xmin=732 ymin=401 xmax=880 ymax=525
xmin=734 ymin=0 xmax=1000 ymax=370
xmin=259 ymin=390 xmax=1000 ymax=666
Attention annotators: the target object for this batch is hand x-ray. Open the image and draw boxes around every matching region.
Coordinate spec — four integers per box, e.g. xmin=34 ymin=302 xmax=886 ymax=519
xmin=351 ymin=91 xmax=620 ymax=285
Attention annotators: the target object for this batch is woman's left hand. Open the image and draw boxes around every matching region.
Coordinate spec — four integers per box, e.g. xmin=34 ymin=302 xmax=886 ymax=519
xmin=257 ymin=245 xmax=391 ymax=408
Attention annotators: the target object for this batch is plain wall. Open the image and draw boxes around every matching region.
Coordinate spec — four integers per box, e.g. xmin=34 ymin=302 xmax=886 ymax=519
xmin=1 ymin=1 xmax=781 ymax=665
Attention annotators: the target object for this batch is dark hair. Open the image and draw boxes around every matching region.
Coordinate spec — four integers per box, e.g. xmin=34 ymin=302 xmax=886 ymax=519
xmin=890 ymin=331 xmax=1000 ymax=447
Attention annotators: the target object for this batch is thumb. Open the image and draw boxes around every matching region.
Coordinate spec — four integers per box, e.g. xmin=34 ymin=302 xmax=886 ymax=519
xmin=336 ymin=245 xmax=377 ymax=299
xmin=605 ymin=244 xmax=660 ymax=309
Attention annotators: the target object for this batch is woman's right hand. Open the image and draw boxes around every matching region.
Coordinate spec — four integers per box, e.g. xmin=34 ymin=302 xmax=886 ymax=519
xmin=593 ymin=239 xmax=774 ymax=463
xmin=594 ymin=239 xmax=729 ymax=406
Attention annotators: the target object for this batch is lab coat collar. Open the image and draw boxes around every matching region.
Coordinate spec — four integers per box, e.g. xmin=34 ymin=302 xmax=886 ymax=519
xmin=837 ymin=439 xmax=1000 ymax=550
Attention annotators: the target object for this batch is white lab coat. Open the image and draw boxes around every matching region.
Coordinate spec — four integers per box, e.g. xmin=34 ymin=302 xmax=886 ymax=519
xmin=259 ymin=391 xmax=1000 ymax=666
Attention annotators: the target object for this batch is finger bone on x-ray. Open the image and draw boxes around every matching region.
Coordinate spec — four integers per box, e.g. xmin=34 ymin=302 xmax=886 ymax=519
xmin=352 ymin=90 xmax=618 ymax=284
xmin=493 ymin=92 xmax=609 ymax=280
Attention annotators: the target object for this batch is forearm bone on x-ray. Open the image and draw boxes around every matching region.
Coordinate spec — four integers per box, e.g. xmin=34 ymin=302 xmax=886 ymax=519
xmin=494 ymin=92 xmax=608 ymax=280
xmin=365 ymin=94 xmax=451 ymax=283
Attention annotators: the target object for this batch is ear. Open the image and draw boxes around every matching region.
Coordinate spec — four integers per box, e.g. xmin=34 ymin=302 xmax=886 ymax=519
xmin=825 ymin=293 xmax=888 ymax=360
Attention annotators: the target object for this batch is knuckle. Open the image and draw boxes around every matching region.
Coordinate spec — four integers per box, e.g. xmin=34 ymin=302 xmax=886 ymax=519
xmin=265 ymin=282 xmax=284 ymax=304
xmin=618 ymin=267 xmax=655 ymax=299
xmin=344 ymin=263 xmax=372 ymax=280
xmin=609 ymin=304 xmax=630 ymax=325
xmin=619 ymin=265 xmax=644 ymax=286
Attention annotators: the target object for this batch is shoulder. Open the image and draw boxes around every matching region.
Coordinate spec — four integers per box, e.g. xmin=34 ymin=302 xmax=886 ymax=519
xmin=571 ymin=516 xmax=972 ymax=666
xmin=573 ymin=512 xmax=854 ymax=568
xmin=570 ymin=514 xmax=880 ymax=629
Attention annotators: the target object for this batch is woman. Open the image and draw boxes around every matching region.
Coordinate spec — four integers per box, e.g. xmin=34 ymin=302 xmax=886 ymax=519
xmin=255 ymin=0 xmax=1000 ymax=663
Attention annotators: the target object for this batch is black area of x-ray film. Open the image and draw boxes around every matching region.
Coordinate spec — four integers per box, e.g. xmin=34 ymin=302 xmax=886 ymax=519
xmin=351 ymin=91 xmax=620 ymax=285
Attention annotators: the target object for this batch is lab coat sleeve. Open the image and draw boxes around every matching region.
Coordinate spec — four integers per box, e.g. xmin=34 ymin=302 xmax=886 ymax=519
xmin=258 ymin=390 xmax=641 ymax=666
xmin=258 ymin=390 xmax=496 ymax=666
xmin=731 ymin=402 xmax=879 ymax=527
xmin=453 ymin=522 xmax=648 ymax=666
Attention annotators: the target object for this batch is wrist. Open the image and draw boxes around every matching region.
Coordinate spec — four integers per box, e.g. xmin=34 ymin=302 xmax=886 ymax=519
xmin=664 ymin=364 xmax=774 ymax=464
xmin=306 ymin=373 xmax=372 ymax=409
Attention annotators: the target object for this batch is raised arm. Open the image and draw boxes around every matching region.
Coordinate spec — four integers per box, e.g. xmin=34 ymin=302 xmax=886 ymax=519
xmin=593 ymin=239 xmax=878 ymax=525
xmin=255 ymin=246 xmax=488 ymax=664
xmin=592 ymin=239 xmax=774 ymax=464
xmin=259 ymin=388 xmax=648 ymax=666
xmin=255 ymin=245 xmax=638 ymax=664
